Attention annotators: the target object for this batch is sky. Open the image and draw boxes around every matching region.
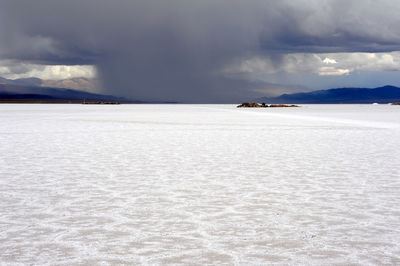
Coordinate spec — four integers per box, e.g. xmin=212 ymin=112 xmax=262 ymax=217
xmin=1 ymin=0 xmax=400 ymax=102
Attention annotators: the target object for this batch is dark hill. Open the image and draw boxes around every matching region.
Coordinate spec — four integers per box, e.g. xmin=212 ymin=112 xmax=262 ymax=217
xmin=257 ymin=85 xmax=400 ymax=104
xmin=0 ymin=84 xmax=136 ymax=103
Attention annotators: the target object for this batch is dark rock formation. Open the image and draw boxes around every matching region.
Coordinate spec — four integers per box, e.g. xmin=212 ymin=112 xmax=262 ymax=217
xmin=237 ymin=102 xmax=299 ymax=108
xmin=237 ymin=102 xmax=263 ymax=107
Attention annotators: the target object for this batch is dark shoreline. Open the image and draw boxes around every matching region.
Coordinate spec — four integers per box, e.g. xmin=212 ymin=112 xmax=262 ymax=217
xmin=0 ymin=100 xmax=132 ymax=104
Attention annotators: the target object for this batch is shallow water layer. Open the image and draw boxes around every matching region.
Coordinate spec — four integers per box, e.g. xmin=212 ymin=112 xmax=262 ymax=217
xmin=0 ymin=104 xmax=400 ymax=265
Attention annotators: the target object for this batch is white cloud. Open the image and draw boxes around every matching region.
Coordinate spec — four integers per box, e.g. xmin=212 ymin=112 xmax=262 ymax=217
xmin=322 ymin=57 xmax=337 ymax=64
xmin=0 ymin=60 xmax=97 ymax=80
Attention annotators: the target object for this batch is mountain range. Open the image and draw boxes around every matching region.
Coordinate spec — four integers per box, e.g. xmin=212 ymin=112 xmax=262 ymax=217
xmin=1 ymin=77 xmax=400 ymax=104
xmin=0 ymin=77 xmax=132 ymax=103
xmin=257 ymin=85 xmax=400 ymax=104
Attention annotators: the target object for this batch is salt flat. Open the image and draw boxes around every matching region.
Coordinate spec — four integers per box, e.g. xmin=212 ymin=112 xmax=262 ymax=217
xmin=0 ymin=104 xmax=400 ymax=265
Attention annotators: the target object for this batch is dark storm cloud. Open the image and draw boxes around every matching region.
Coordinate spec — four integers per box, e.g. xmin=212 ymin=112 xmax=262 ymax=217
xmin=1 ymin=0 xmax=400 ymax=102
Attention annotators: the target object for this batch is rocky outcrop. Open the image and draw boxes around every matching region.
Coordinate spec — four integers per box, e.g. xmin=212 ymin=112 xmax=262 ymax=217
xmin=237 ymin=102 xmax=299 ymax=108
xmin=391 ymin=102 xmax=400 ymax=105
xmin=237 ymin=102 xmax=263 ymax=107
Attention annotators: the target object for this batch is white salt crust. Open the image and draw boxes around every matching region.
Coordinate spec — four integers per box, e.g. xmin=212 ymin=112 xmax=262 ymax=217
xmin=0 ymin=104 xmax=399 ymax=265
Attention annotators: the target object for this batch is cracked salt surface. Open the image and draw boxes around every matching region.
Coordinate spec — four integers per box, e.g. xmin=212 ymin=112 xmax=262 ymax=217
xmin=0 ymin=104 xmax=400 ymax=265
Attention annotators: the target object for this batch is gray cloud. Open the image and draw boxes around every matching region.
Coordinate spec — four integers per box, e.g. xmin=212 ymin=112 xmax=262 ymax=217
xmin=1 ymin=0 xmax=400 ymax=102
